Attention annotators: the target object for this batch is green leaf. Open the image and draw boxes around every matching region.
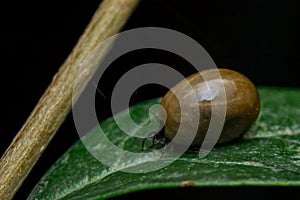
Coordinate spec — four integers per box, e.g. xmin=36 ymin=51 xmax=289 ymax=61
xmin=28 ymin=87 xmax=300 ymax=199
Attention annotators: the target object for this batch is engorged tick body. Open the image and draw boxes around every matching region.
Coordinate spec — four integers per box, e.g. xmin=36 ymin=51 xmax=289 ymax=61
xmin=156 ymin=68 xmax=260 ymax=149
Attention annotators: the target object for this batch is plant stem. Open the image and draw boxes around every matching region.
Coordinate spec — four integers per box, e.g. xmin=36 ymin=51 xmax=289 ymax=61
xmin=0 ymin=0 xmax=140 ymax=199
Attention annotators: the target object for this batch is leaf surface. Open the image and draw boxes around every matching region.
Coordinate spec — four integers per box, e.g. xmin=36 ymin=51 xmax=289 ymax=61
xmin=28 ymin=87 xmax=300 ymax=199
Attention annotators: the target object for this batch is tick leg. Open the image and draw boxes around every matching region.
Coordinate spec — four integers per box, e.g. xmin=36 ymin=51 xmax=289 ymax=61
xmin=141 ymin=129 xmax=165 ymax=150
xmin=141 ymin=131 xmax=156 ymax=150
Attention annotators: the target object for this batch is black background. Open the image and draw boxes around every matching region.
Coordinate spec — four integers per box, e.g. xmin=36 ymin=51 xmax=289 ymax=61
xmin=0 ymin=0 xmax=299 ymax=199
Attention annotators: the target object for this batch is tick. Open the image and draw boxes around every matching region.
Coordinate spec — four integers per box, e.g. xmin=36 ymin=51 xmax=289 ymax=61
xmin=142 ymin=68 xmax=260 ymax=150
